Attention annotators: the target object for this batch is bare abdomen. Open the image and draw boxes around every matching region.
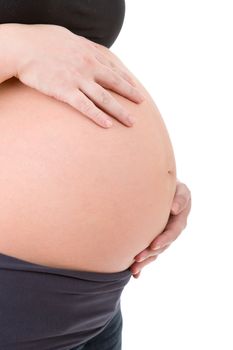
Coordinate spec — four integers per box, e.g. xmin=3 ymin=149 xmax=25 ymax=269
xmin=0 ymin=55 xmax=177 ymax=273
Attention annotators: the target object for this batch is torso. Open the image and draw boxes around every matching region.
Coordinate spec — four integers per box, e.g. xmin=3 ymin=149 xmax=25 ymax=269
xmin=0 ymin=48 xmax=177 ymax=273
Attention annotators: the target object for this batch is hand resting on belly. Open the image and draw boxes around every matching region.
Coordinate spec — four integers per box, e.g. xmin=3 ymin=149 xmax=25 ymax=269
xmin=0 ymin=47 xmax=177 ymax=272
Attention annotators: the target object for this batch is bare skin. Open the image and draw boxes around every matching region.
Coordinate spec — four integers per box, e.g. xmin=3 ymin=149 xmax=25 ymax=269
xmin=0 ymin=24 xmax=192 ymax=276
xmin=0 ymin=50 xmax=177 ymax=272
xmin=131 ymin=181 xmax=192 ymax=278
xmin=0 ymin=23 xmax=144 ymax=127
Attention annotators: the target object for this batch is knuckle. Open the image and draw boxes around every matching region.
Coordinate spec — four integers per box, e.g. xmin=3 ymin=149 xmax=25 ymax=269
xmin=176 ymin=195 xmax=186 ymax=207
xmin=130 ymin=85 xmax=141 ymax=98
xmin=93 ymin=42 xmax=102 ymax=50
xmin=183 ymin=183 xmax=191 ymax=196
xmin=52 ymin=87 xmax=66 ymax=101
xmin=77 ymin=54 xmax=95 ymax=70
xmin=78 ymin=98 xmax=93 ymax=114
xmin=83 ymin=54 xmax=95 ymax=67
xmin=108 ymin=60 xmax=116 ymax=69
xmin=78 ymin=99 xmax=105 ymax=123
xmin=83 ymin=103 xmax=105 ymax=122
xmin=101 ymin=91 xmax=110 ymax=105
xmin=111 ymin=74 xmax=121 ymax=86
xmin=92 ymin=109 xmax=103 ymax=120
xmin=130 ymin=86 xmax=136 ymax=94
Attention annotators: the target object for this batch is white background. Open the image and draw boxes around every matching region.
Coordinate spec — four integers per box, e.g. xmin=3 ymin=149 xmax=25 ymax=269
xmin=111 ymin=1 xmax=233 ymax=349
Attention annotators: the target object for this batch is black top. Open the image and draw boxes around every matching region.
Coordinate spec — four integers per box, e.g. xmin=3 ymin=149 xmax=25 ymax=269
xmin=0 ymin=0 xmax=125 ymax=47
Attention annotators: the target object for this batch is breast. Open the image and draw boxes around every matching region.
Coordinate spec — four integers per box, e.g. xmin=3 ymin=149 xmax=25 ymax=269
xmin=0 ymin=0 xmax=125 ymax=47
xmin=0 ymin=56 xmax=176 ymax=273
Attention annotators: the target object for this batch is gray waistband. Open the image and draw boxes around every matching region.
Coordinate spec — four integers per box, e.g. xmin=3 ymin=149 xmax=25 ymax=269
xmin=0 ymin=251 xmax=132 ymax=350
xmin=0 ymin=251 xmax=132 ymax=282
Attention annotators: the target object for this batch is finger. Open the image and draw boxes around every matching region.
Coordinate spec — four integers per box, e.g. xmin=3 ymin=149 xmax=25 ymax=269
xmin=167 ymin=197 xmax=192 ymax=232
xmin=63 ymin=88 xmax=114 ymax=128
xmin=95 ymin=54 xmax=138 ymax=88
xmin=150 ymin=231 xmax=176 ymax=251
xmin=150 ymin=198 xmax=192 ymax=250
xmin=134 ymin=245 xmax=168 ymax=262
xmin=79 ymin=81 xmax=136 ymax=127
xmin=95 ymin=67 xmax=144 ymax=103
xmin=132 ymin=271 xmax=141 ymax=279
xmin=114 ymin=68 xmax=139 ymax=89
xmin=134 ymin=247 xmax=158 ymax=262
xmin=171 ymin=182 xmax=191 ymax=215
xmin=130 ymin=255 xmax=159 ymax=275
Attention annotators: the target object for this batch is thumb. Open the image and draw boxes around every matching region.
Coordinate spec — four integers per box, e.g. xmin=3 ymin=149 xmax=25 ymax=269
xmin=171 ymin=181 xmax=191 ymax=214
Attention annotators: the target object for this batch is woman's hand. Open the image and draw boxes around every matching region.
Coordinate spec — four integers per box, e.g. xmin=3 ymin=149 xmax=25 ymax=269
xmin=130 ymin=180 xmax=192 ymax=278
xmin=4 ymin=23 xmax=144 ymax=128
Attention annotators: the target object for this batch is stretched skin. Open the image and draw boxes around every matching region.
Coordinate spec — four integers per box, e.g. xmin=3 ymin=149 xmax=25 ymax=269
xmin=0 ymin=46 xmax=177 ymax=273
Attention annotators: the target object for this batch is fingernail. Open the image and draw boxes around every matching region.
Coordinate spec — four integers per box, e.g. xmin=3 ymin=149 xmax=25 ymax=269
xmin=151 ymin=245 xmax=161 ymax=251
xmin=127 ymin=115 xmax=136 ymax=125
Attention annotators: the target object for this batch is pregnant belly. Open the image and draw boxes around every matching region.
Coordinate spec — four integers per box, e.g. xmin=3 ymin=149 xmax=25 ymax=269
xmin=0 ymin=53 xmax=177 ymax=273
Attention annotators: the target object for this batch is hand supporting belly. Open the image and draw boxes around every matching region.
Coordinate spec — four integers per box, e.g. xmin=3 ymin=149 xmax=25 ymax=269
xmin=0 ymin=48 xmax=177 ymax=273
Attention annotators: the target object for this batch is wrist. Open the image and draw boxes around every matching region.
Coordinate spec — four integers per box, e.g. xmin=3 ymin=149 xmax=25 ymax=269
xmin=0 ymin=23 xmax=30 ymax=82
